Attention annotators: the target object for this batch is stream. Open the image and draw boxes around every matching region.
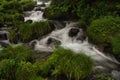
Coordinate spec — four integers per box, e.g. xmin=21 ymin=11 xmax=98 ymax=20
xmin=0 ymin=0 xmax=120 ymax=79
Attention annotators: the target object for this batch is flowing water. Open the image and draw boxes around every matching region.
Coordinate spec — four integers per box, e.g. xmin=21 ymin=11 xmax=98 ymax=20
xmin=25 ymin=1 xmax=120 ymax=79
xmin=0 ymin=0 xmax=120 ymax=79
xmin=24 ymin=0 xmax=51 ymax=22
xmin=33 ymin=22 xmax=120 ymax=66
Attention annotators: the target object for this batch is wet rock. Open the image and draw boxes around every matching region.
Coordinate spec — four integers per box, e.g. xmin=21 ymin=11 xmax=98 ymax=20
xmin=111 ymin=70 xmax=120 ymax=80
xmin=68 ymin=28 xmax=79 ymax=37
xmin=46 ymin=37 xmax=53 ymax=45
xmin=46 ymin=37 xmax=61 ymax=45
xmin=77 ymin=35 xmax=86 ymax=41
xmin=25 ymin=20 xmax=33 ymax=23
xmin=29 ymin=40 xmax=38 ymax=49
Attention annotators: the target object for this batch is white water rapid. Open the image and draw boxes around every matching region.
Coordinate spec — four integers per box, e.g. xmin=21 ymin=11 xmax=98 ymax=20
xmin=24 ymin=0 xmax=51 ymax=22
xmin=32 ymin=22 xmax=120 ymax=68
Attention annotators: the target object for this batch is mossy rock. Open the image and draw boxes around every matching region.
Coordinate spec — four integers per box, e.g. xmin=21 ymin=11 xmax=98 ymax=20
xmin=87 ymin=16 xmax=120 ymax=45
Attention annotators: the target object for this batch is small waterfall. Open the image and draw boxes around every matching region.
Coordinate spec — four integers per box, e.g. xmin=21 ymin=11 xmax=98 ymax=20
xmin=31 ymin=22 xmax=120 ymax=70
xmin=24 ymin=0 xmax=51 ymax=22
xmin=24 ymin=11 xmax=45 ymax=22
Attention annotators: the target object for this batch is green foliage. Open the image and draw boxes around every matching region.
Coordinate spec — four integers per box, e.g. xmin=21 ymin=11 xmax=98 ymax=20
xmin=77 ymin=0 xmax=120 ymax=23
xmin=44 ymin=5 xmax=69 ymax=19
xmin=19 ymin=23 xmax=32 ymax=42
xmin=2 ymin=0 xmax=22 ymax=13
xmin=45 ymin=0 xmax=120 ymax=21
xmin=0 ymin=0 xmax=35 ymax=28
xmin=0 ymin=59 xmax=47 ymax=80
xmin=31 ymin=21 xmax=53 ymax=37
xmin=0 ymin=59 xmax=16 ymax=80
xmin=0 ymin=45 xmax=33 ymax=61
xmin=18 ymin=21 xmax=54 ymax=42
xmin=16 ymin=61 xmax=37 ymax=80
xmin=111 ymin=34 xmax=120 ymax=61
xmin=52 ymin=48 xmax=94 ymax=80
xmin=20 ymin=0 xmax=35 ymax=11
xmin=87 ymin=16 xmax=120 ymax=44
xmin=44 ymin=0 xmax=79 ymax=20
xmin=34 ymin=48 xmax=94 ymax=80
xmin=8 ymin=29 xmax=16 ymax=43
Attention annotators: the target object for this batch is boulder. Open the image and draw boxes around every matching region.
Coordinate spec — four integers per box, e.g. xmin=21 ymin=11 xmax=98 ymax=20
xmin=46 ymin=37 xmax=61 ymax=45
xmin=68 ymin=28 xmax=79 ymax=37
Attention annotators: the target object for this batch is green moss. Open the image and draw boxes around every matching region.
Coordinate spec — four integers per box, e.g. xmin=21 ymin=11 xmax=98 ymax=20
xmin=87 ymin=16 xmax=120 ymax=44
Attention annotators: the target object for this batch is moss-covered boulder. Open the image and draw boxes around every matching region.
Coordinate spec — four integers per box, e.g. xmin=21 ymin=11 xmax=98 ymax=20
xmin=87 ymin=16 xmax=120 ymax=45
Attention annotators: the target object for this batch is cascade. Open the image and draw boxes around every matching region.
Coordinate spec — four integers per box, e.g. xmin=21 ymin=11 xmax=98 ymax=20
xmin=0 ymin=0 xmax=119 ymax=79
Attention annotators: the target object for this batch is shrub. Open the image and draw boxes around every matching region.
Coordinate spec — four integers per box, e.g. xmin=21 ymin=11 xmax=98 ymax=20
xmin=2 ymin=0 xmax=22 ymax=13
xmin=111 ymin=34 xmax=120 ymax=61
xmin=77 ymin=0 xmax=120 ymax=24
xmin=87 ymin=16 xmax=120 ymax=45
xmin=44 ymin=5 xmax=69 ymax=20
xmin=44 ymin=0 xmax=79 ymax=20
xmin=20 ymin=0 xmax=35 ymax=11
xmin=0 ymin=59 xmax=17 ymax=80
xmin=0 ymin=45 xmax=33 ymax=61
xmin=0 ymin=59 xmax=46 ymax=80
